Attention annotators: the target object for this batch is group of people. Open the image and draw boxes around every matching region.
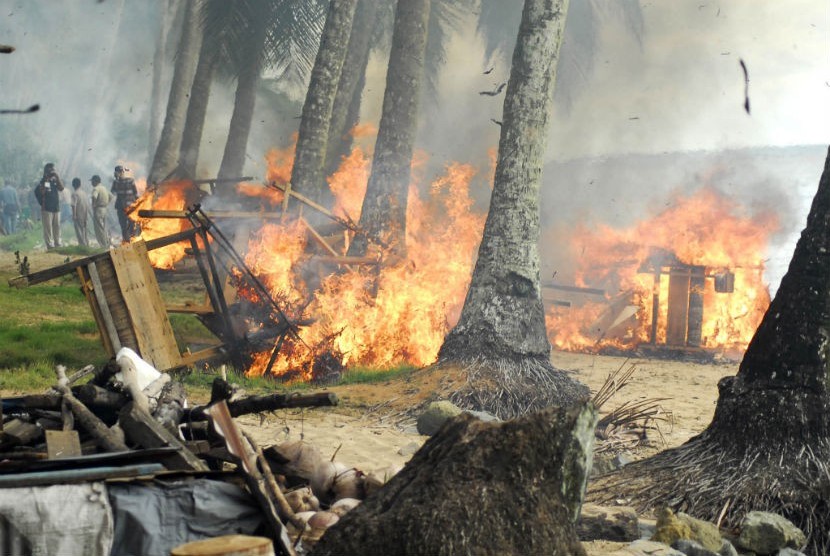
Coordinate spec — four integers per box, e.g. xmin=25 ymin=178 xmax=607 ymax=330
xmin=30 ymin=163 xmax=139 ymax=250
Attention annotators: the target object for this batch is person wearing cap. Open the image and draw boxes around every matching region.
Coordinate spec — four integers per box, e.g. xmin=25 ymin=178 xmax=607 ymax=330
xmin=70 ymin=177 xmax=91 ymax=248
xmin=111 ymin=165 xmax=139 ymax=242
xmin=90 ymin=174 xmax=112 ymax=248
xmin=34 ymin=162 xmax=64 ymax=249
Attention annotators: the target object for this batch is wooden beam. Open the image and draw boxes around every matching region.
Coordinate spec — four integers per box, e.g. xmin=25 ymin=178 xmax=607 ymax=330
xmin=88 ymin=262 xmax=122 ymax=353
xmin=119 ymin=401 xmax=208 ymax=471
xmin=300 ymin=217 xmax=340 ymax=257
xmin=312 ymin=255 xmax=380 ymax=266
xmin=138 ymin=210 xmax=283 ymax=220
xmin=8 ymin=227 xmax=202 ymax=288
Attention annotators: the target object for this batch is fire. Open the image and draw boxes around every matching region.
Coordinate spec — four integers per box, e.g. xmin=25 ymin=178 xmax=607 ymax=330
xmin=130 ymin=180 xmax=193 ymax=269
xmin=242 ymin=150 xmax=486 ymax=379
xmin=545 ymin=187 xmax=777 ymax=355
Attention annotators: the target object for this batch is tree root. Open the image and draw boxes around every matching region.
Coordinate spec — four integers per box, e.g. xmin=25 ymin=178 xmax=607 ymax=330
xmin=436 ymin=355 xmax=590 ymax=419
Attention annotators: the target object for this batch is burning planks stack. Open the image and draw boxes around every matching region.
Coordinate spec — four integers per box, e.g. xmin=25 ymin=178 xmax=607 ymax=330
xmin=0 ymin=349 xmax=339 ymax=555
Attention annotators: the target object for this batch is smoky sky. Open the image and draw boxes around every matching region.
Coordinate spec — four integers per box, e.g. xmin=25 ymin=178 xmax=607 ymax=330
xmin=1 ymin=0 xmax=827 ymax=292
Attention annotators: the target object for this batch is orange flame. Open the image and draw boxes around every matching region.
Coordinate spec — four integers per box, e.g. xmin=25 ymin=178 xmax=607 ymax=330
xmin=130 ymin=180 xmax=192 ymax=269
xmin=546 ymin=187 xmax=777 ymax=355
xmin=243 ymin=151 xmax=486 ymax=378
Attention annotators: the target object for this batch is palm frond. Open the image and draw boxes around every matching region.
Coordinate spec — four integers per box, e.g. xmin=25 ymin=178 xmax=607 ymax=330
xmin=422 ymin=0 xmax=475 ymax=101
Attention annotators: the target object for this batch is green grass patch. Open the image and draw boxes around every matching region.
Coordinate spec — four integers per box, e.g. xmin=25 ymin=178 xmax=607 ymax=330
xmin=0 ymin=359 xmax=62 ymax=392
xmin=0 ymin=321 xmax=106 ymax=372
xmin=0 ymin=278 xmax=91 ymax=325
xmin=0 ymin=226 xmax=41 ymax=252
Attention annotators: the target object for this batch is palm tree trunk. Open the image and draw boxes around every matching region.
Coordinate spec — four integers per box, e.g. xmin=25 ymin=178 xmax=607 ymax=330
xmin=178 ymin=29 xmax=217 ymax=179
xmin=149 ymin=0 xmax=180 ymax=164
xmin=439 ymin=0 xmax=569 ymax=363
xmin=349 ymin=0 xmax=430 ymax=257
xmin=322 ymin=0 xmax=379 ymax=181
xmin=215 ymin=21 xmax=269 ymax=183
xmin=289 ymin=0 xmax=359 ymax=205
xmin=148 ymin=0 xmax=202 ymax=186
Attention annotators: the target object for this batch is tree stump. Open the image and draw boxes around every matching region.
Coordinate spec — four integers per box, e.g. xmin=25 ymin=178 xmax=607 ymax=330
xmin=311 ymin=402 xmax=597 ymax=556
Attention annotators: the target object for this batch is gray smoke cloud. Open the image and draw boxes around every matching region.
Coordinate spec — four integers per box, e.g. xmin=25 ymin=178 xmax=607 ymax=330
xmin=1 ymin=0 xmax=827 ymax=295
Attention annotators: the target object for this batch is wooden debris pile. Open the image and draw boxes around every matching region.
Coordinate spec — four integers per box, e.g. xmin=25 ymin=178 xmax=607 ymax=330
xmin=0 ymin=352 xmax=339 ymax=556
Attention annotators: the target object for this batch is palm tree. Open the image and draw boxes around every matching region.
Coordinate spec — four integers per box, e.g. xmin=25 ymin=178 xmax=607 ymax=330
xmin=347 ymin=0 xmax=431 ymax=257
xmin=435 ymin=0 xmax=589 ymax=418
xmin=209 ymin=0 xmax=327 ymax=184
xmin=322 ymin=0 xmax=382 ymax=181
xmin=177 ymin=21 xmax=219 ymax=179
xmin=149 ymin=0 xmax=180 ymax=162
xmin=148 ymin=0 xmax=202 ymax=186
xmin=477 ymin=0 xmax=644 ymax=109
xmin=288 ymin=0 xmax=359 ymax=205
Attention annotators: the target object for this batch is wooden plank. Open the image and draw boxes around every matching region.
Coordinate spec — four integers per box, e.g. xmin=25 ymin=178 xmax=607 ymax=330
xmin=666 ymin=269 xmax=691 ymax=346
xmin=45 ymin=430 xmax=82 ymax=459
xmin=179 ymin=345 xmax=227 ymax=368
xmin=166 ymin=303 xmax=214 ymax=315
xmin=96 ymin=257 xmax=140 ymax=352
xmin=87 ymin=262 xmax=122 ymax=353
xmin=110 ymin=241 xmax=182 ymax=370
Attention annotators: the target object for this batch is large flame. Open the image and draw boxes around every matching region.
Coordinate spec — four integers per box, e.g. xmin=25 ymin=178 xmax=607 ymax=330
xmin=243 ymin=152 xmax=486 ymax=379
xmin=130 ymin=180 xmax=192 ymax=269
xmin=545 ymin=187 xmax=777 ymax=355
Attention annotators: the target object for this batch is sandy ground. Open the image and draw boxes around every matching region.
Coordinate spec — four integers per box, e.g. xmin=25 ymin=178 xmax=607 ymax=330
xmin=240 ymin=351 xmax=738 ymax=473
xmin=236 ymin=351 xmax=738 ymax=554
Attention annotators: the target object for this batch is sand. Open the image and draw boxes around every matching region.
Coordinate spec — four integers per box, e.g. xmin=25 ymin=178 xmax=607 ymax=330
xmin=239 ymin=351 xmax=739 ymax=474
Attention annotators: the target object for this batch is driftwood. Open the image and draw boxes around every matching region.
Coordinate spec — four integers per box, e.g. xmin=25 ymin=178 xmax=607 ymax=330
xmin=312 ymin=403 xmax=597 ymax=556
xmin=56 ymin=385 xmax=128 ymax=453
xmin=184 ymin=392 xmax=338 ymax=421
xmin=119 ymin=401 xmax=208 ymax=472
xmin=154 ymin=381 xmax=187 ymax=434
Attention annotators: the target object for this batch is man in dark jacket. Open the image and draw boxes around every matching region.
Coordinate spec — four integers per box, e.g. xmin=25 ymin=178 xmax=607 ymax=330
xmin=111 ymin=165 xmax=139 ymax=242
xmin=35 ymin=163 xmax=64 ymax=249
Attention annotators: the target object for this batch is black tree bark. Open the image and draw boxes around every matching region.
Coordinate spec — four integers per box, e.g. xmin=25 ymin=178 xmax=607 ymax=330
xmin=178 ymin=29 xmax=217 ymax=179
xmin=322 ymin=0 xmax=379 ymax=181
xmin=312 ymin=403 xmax=596 ymax=556
xmin=149 ymin=0 xmax=202 ymax=186
xmin=215 ymin=21 xmax=268 ymax=183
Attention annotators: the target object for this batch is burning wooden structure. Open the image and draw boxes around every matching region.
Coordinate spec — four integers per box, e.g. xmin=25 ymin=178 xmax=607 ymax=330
xmin=8 ymin=209 xmax=298 ymax=373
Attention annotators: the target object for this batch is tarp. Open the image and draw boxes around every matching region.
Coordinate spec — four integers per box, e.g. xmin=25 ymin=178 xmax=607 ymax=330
xmin=107 ymin=478 xmax=264 ymax=556
xmin=0 ymin=482 xmax=114 ymax=556
xmin=0 ymin=477 xmax=265 ymax=556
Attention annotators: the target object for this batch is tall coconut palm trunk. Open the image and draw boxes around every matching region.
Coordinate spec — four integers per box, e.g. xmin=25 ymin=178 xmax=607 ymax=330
xmin=289 ymin=0 xmax=359 ymax=206
xmin=348 ymin=0 xmax=430 ymax=257
xmin=433 ymin=0 xmax=588 ymax=419
xmin=149 ymin=0 xmax=202 ymax=186
xmin=178 ymin=30 xmax=218 ymax=179
xmin=590 ymin=148 xmax=830 ymax=555
xmin=149 ymin=0 xmax=180 ymax=163
xmin=215 ymin=21 xmax=269 ymax=183
xmin=322 ymin=0 xmax=379 ymax=181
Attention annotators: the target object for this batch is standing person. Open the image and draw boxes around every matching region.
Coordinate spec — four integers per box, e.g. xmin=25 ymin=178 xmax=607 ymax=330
xmin=70 ymin=177 xmax=92 ymax=248
xmin=90 ymin=175 xmax=112 ymax=248
xmin=111 ymin=165 xmax=139 ymax=242
xmin=0 ymin=180 xmax=20 ymax=234
xmin=34 ymin=163 xmax=64 ymax=249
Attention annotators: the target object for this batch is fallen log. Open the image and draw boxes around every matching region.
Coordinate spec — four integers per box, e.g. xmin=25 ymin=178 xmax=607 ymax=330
xmin=184 ymin=392 xmax=338 ymax=421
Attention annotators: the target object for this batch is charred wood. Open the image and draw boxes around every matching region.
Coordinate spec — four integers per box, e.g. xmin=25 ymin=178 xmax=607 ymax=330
xmin=184 ymin=392 xmax=339 ymax=421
